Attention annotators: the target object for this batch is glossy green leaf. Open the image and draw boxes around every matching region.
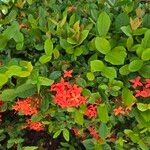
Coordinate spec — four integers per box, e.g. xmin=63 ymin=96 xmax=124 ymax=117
xmin=97 ymin=103 xmax=109 ymax=123
xmin=97 ymin=11 xmax=111 ymax=36
xmin=119 ymin=65 xmax=130 ymax=75
xmin=95 ymin=37 xmax=111 ymax=54
xmin=128 ymin=59 xmax=143 ymax=72
xmin=121 ymin=26 xmax=132 ymax=37
xmin=0 ymin=74 xmax=8 ymax=87
xmin=99 ymin=123 xmax=108 ymax=139
xmin=142 ymin=30 xmax=150 ymax=48
xmin=105 ymin=46 xmax=127 ymax=65
xmin=101 ymin=66 xmax=117 ymax=79
xmin=38 ymin=76 xmax=54 ymax=86
xmin=115 ymin=13 xmax=130 ymax=32
xmin=23 ymin=146 xmax=38 ymax=150
xmin=63 ymin=129 xmax=70 ymax=141
xmin=39 ymin=55 xmax=51 ymax=64
xmin=139 ymin=64 xmax=150 ymax=78
xmin=126 ymin=36 xmax=133 ymax=50
xmin=122 ymin=88 xmax=135 ymax=106
xmin=90 ymin=60 xmax=105 ymax=72
xmin=0 ymin=89 xmax=16 ymax=101
xmin=44 ymin=39 xmax=53 ymax=55
xmin=15 ymin=83 xmax=36 ymax=98
xmin=86 ymin=72 xmax=95 ymax=81
xmin=79 ymin=30 xmax=89 ymax=44
xmin=141 ymin=48 xmax=150 ymax=61
xmin=75 ymin=110 xmax=84 ymax=125
xmin=137 ymin=103 xmax=148 ymax=112
xmin=76 ymin=78 xmax=86 ymax=88
xmin=53 ymin=130 xmax=62 ymax=139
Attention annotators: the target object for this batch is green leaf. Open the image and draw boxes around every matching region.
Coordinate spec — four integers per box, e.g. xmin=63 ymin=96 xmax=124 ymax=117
xmin=3 ymin=21 xmax=20 ymax=39
xmin=38 ymin=76 xmax=54 ymax=86
xmin=141 ymin=48 xmax=150 ymax=61
xmin=142 ymin=30 xmax=150 ymax=48
xmin=126 ymin=36 xmax=133 ymax=50
xmin=115 ymin=13 xmax=130 ymax=32
xmin=44 ymin=39 xmax=53 ymax=55
xmin=86 ymin=72 xmax=95 ymax=81
xmin=53 ymin=130 xmax=62 ymax=139
xmin=122 ymin=88 xmax=135 ymax=106
xmin=74 ymin=46 xmax=84 ymax=56
xmin=39 ymin=55 xmax=52 ymax=64
xmin=95 ymin=37 xmax=111 ymax=54
xmin=137 ymin=103 xmax=148 ymax=112
xmin=105 ymin=46 xmax=127 ymax=65
xmin=0 ymin=89 xmax=16 ymax=101
xmin=99 ymin=123 xmax=108 ymax=139
xmin=139 ymin=64 xmax=150 ymax=78
xmin=136 ymin=46 xmax=144 ymax=57
xmin=15 ymin=83 xmax=36 ymax=98
xmin=23 ymin=146 xmax=38 ymax=150
xmin=121 ymin=26 xmax=132 ymax=37
xmin=49 ymin=71 xmax=61 ymax=80
xmin=101 ymin=67 xmax=117 ymax=79
xmin=0 ymin=35 xmax=8 ymax=51
xmin=90 ymin=60 xmax=105 ymax=72
xmin=97 ymin=103 xmax=109 ymax=123
xmin=75 ymin=110 xmax=84 ymax=125
xmin=40 ymin=97 xmax=50 ymax=112
xmin=0 ymin=74 xmax=8 ymax=87
xmin=119 ymin=65 xmax=130 ymax=75
xmin=63 ymin=129 xmax=70 ymax=141
xmin=82 ymin=139 xmax=94 ymax=150
xmin=143 ymin=14 xmax=150 ymax=28
xmin=128 ymin=59 xmax=143 ymax=72
xmin=5 ymin=65 xmax=22 ymax=77
xmin=124 ymin=129 xmax=149 ymax=150
xmin=97 ymin=11 xmax=111 ymax=36
xmin=79 ymin=30 xmax=89 ymax=44
xmin=76 ymin=78 xmax=86 ymax=88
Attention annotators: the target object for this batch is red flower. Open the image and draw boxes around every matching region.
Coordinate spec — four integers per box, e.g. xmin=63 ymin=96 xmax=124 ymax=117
xmin=72 ymin=127 xmax=82 ymax=138
xmin=135 ymin=89 xmax=150 ymax=98
xmin=135 ymin=90 xmax=141 ymax=97
xmin=50 ymin=78 xmax=86 ymax=108
xmin=12 ymin=97 xmax=38 ymax=116
xmin=85 ymin=105 xmax=97 ymax=118
xmin=140 ymin=90 xmax=148 ymax=97
xmin=88 ymin=127 xmax=100 ymax=140
xmin=113 ymin=106 xmax=125 ymax=116
xmin=27 ymin=119 xmax=44 ymax=132
xmin=130 ymin=76 xmax=143 ymax=89
xmin=145 ymin=79 xmax=150 ymax=88
xmin=63 ymin=70 xmax=73 ymax=78
xmin=0 ymin=100 xmax=4 ymax=107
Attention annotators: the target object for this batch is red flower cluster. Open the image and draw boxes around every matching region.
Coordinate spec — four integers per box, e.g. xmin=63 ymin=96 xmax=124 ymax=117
xmin=27 ymin=119 xmax=44 ymax=132
xmin=12 ymin=97 xmax=38 ymax=116
xmin=130 ymin=76 xmax=150 ymax=98
xmin=85 ymin=105 xmax=97 ymax=118
xmin=50 ymin=78 xmax=86 ymax=108
xmin=88 ymin=127 xmax=100 ymax=140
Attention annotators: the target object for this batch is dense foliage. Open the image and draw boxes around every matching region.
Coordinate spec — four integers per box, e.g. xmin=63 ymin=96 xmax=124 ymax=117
xmin=0 ymin=0 xmax=150 ymax=149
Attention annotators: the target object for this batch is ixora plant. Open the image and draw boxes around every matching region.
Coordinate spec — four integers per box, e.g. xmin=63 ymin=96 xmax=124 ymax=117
xmin=0 ymin=0 xmax=150 ymax=149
